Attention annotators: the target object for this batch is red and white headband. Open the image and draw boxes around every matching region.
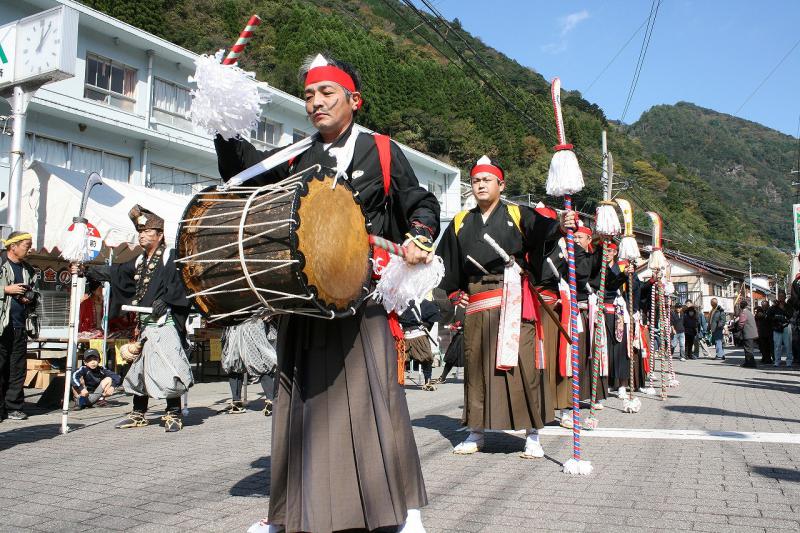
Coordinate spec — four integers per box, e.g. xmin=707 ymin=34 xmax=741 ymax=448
xmin=304 ymin=54 xmax=362 ymax=109
xmin=470 ymin=155 xmax=504 ymax=182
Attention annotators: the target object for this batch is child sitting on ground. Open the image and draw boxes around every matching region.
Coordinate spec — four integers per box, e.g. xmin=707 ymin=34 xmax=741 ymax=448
xmin=71 ymin=349 xmax=122 ymax=408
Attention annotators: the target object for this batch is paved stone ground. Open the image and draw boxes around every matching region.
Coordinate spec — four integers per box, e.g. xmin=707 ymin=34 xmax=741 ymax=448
xmin=2 ymin=348 xmax=799 ymax=532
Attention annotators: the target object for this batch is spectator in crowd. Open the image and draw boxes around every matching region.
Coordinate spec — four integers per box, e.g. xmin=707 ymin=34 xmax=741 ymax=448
xmin=767 ymin=290 xmax=793 ymax=367
xmin=694 ymin=304 xmax=710 ymax=358
xmin=709 ymin=298 xmax=726 ymax=360
xmin=0 ymin=231 xmax=38 ymax=422
xmin=755 ymin=300 xmax=773 ymax=364
xmin=683 ymin=301 xmax=700 ymax=360
xmin=671 ymin=303 xmax=686 ymax=361
xmin=71 ymin=349 xmax=122 ymax=408
xmin=737 ymin=300 xmax=758 ymax=368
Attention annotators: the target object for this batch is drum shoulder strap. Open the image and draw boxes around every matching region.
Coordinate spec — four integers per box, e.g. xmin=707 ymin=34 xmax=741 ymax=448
xmin=373 ymin=133 xmax=391 ymax=197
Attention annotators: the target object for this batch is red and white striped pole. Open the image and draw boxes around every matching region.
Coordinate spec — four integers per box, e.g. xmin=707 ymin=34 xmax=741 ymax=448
xmin=222 ymin=15 xmax=262 ymax=65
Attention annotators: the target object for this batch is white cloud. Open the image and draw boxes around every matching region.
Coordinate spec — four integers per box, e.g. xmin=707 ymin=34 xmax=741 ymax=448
xmin=560 ymin=10 xmax=590 ymax=36
xmin=541 ymin=9 xmax=590 ymax=54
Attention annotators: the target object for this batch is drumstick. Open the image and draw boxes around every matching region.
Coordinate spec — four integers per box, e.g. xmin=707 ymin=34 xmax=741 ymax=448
xmin=222 ymin=15 xmax=262 ymax=65
xmin=369 ymin=235 xmax=406 ymax=258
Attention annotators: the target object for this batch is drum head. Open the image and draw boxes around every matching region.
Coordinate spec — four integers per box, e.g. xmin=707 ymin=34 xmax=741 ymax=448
xmin=295 ymin=173 xmax=371 ymax=312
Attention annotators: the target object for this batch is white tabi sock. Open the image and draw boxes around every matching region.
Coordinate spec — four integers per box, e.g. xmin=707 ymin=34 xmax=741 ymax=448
xmin=399 ymin=508 xmax=426 ymax=533
xmin=525 ymin=428 xmax=540 ymax=444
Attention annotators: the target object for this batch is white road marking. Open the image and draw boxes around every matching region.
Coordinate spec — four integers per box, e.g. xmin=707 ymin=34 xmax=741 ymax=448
xmin=458 ymin=427 xmax=800 ymax=444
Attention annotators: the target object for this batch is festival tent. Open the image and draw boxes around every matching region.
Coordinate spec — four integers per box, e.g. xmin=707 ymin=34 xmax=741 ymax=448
xmin=0 ymin=161 xmax=194 ymax=339
xmin=0 ymin=161 xmax=192 ymax=257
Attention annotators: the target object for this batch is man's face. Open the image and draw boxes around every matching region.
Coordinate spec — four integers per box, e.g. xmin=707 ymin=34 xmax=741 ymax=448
xmin=304 ymin=82 xmax=359 ymax=137
xmin=575 ymin=232 xmax=591 ymax=251
xmin=138 ymin=228 xmax=163 ymax=251
xmin=779 ymin=292 xmax=786 ymax=303
xmin=471 ymin=173 xmax=503 ymax=204
xmin=711 ymin=299 xmax=717 ymax=308
xmin=10 ymin=239 xmax=32 ymax=258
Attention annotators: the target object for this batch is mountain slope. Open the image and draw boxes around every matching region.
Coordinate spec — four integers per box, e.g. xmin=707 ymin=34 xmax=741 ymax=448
xmin=630 ymin=102 xmax=797 ymax=247
xmin=79 ymin=0 xmax=794 ymax=273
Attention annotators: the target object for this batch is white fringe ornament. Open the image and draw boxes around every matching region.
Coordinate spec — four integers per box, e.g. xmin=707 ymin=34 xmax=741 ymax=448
xmin=622 ymin=397 xmax=642 ymax=413
xmin=189 ymin=49 xmax=267 ymax=140
xmin=60 ymin=220 xmax=91 ymax=262
xmin=563 ymin=458 xmax=593 ymax=475
xmin=373 ymin=256 xmax=445 ymax=316
xmin=648 ymin=248 xmax=667 ymax=270
xmin=595 ymin=202 xmax=621 ymax=237
xmin=546 ymin=149 xmax=584 ymax=196
xmin=618 ymin=236 xmax=640 ymax=262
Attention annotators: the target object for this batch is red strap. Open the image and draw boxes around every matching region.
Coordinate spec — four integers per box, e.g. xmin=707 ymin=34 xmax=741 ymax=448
xmin=374 ymin=134 xmax=391 ymax=196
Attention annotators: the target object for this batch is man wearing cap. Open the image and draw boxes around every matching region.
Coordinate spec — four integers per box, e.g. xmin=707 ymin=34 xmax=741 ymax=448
xmin=73 ymin=205 xmax=192 ymax=432
xmin=0 ymin=231 xmax=38 ymax=421
xmin=436 ymin=156 xmax=576 ymax=458
xmin=215 ymin=54 xmax=437 ymax=533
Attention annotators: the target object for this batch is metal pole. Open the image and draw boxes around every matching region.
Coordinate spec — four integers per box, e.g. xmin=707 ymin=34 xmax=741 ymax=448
xmin=749 ymin=258 xmax=754 ymax=310
xmin=101 ymin=248 xmax=113 ymax=367
xmin=602 ymin=130 xmax=612 ymax=201
xmin=7 ymin=86 xmax=31 ymax=230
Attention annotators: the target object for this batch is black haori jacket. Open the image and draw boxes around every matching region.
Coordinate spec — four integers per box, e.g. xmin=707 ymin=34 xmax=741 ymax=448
xmin=214 ymin=123 xmax=440 ymax=245
xmin=87 ymin=248 xmax=191 ymax=340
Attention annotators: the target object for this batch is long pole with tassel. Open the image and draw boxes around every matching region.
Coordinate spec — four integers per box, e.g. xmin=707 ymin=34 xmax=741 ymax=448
xmin=222 ymin=15 xmax=262 ymax=65
xmin=615 ymin=199 xmax=642 ymax=414
xmin=545 ymin=78 xmax=591 ymax=475
xmin=59 ymin=172 xmax=104 ymax=434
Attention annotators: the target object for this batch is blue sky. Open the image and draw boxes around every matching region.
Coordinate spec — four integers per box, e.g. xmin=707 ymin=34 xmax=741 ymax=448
xmin=417 ymin=0 xmax=800 ymax=137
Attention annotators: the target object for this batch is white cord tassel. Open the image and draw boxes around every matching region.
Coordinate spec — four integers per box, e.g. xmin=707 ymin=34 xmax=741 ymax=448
xmin=546 ymin=150 xmax=584 ymax=196
xmin=563 ymin=458 xmax=593 ymax=475
xmin=189 ymin=50 xmax=268 ymax=140
xmin=60 ymin=221 xmax=91 ymax=262
xmin=373 ymin=256 xmax=445 ymax=316
xmin=648 ymin=248 xmax=667 ymax=270
xmin=618 ymin=236 xmax=640 ymax=262
xmin=595 ymin=203 xmax=621 ymax=236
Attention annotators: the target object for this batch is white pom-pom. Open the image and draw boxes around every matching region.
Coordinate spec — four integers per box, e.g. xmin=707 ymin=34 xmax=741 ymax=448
xmin=60 ymin=221 xmax=91 ymax=262
xmin=623 ymin=397 xmax=642 ymax=413
xmin=664 ymin=281 xmax=675 ymax=295
xmin=595 ymin=203 xmax=621 ymax=236
xmin=373 ymin=256 xmax=445 ymax=316
xmin=189 ymin=50 xmax=267 ymax=140
xmin=648 ymin=248 xmax=667 ymax=270
xmin=618 ymin=236 xmax=640 ymax=261
xmin=669 ymin=378 xmax=680 ymax=387
xmin=563 ymin=458 xmax=593 ymax=475
xmin=584 ymin=416 xmax=599 ymax=430
xmin=546 ymin=149 xmax=584 ymax=196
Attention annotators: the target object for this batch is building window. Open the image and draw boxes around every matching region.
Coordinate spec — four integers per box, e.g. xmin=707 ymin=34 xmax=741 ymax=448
xmin=674 ymin=282 xmax=689 ymax=305
xmin=71 ymin=145 xmax=131 ymax=182
xmin=152 ymin=78 xmax=192 ymax=128
xmin=30 ymin=135 xmax=69 ymax=168
xmin=149 ymin=163 xmax=219 ymax=196
xmin=251 ymin=118 xmax=282 ymax=146
xmin=84 ymin=53 xmax=137 ymax=112
xmin=428 ymin=181 xmax=444 ymax=206
xmin=293 ymin=129 xmax=309 ymax=143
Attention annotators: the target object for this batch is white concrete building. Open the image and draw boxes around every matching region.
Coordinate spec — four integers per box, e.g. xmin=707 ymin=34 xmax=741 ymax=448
xmin=1 ymin=0 xmax=460 ymax=221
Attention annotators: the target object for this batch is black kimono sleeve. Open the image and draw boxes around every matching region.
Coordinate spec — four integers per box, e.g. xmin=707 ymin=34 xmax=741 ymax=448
xmin=86 ymin=260 xmax=137 ymax=318
xmin=435 ymin=221 xmax=465 ymax=296
xmin=518 ymin=206 xmax=562 ymax=284
xmin=214 ymin=135 xmax=291 ymax=186
xmin=385 ymin=141 xmax=440 ymax=243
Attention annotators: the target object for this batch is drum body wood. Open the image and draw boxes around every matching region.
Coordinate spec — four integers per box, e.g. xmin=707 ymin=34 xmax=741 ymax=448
xmin=176 ymin=167 xmax=372 ymax=325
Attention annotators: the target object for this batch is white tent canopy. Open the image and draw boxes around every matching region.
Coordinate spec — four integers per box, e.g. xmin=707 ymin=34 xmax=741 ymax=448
xmin=0 ymin=162 xmax=193 ymax=256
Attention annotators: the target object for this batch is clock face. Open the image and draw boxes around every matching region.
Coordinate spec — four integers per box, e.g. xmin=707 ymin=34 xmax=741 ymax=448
xmin=15 ymin=13 xmax=62 ymax=81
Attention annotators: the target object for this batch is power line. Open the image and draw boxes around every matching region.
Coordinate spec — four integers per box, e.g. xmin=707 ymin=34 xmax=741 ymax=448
xmin=735 ymin=36 xmax=800 ymax=114
xmin=584 ymin=16 xmax=649 ymax=95
xmin=620 ymin=0 xmax=661 ymax=123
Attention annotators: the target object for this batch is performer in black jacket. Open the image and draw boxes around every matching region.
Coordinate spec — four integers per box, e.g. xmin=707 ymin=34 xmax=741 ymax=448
xmin=73 ymin=205 xmax=192 ymax=432
xmin=215 ymin=53 xmax=436 ymax=533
